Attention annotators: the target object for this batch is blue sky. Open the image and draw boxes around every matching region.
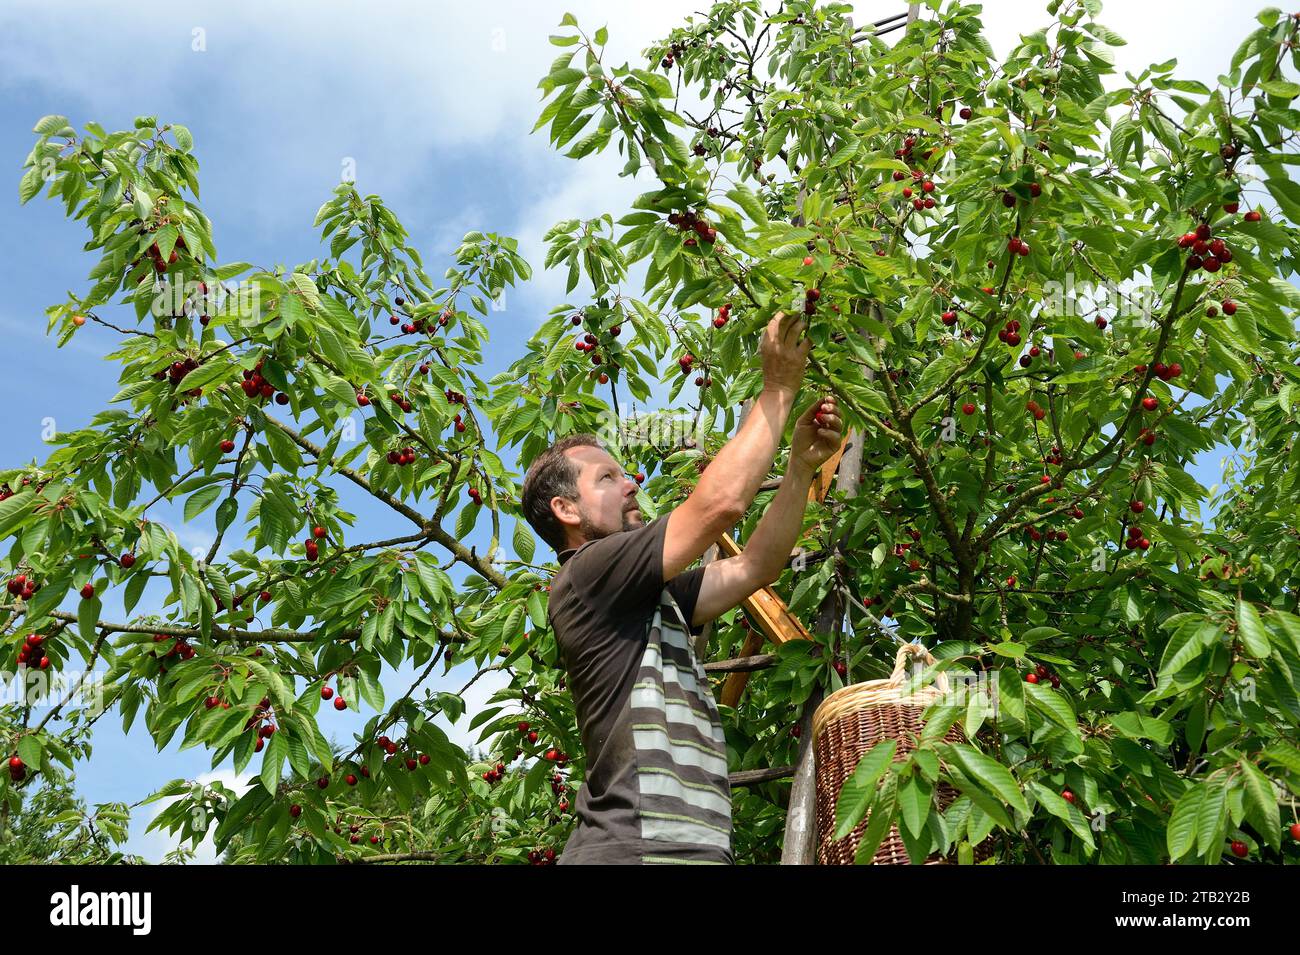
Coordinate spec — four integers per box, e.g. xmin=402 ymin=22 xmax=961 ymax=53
xmin=0 ymin=1 xmax=1270 ymax=861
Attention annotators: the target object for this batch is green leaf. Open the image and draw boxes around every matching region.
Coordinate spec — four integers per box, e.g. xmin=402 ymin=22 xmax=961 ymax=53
xmin=1167 ymin=784 xmax=1204 ymax=860
xmin=1236 ymin=600 xmax=1271 ymax=659
xmin=1239 ymin=761 xmax=1280 ymax=848
xmin=947 ymin=743 xmax=1029 ymax=816
xmin=17 ymin=734 xmax=44 ymax=768
xmin=725 ymin=185 xmax=768 ymax=226
xmin=854 ymin=773 xmax=898 ymax=864
xmin=79 ymin=596 xmax=102 ymax=642
xmin=1195 ymin=777 xmax=1228 ymax=858
xmin=1259 ymin=79 xmax=1300 ymax=99
xmin=184 ymin=485 xmax=224 ymax=523
xmin=123 ymin=569 xmax=149 ymax=616
xmin=19 ymin=165 xmax=44 ymax=205
xmin=512 ymin=521 xmax=536 ymax=564
xmin=260 ymin=730 xmax=288 ymax=794
xmin=897 ymin=774 xmax=933 ymax=838
xmin=356 ymin=666 xmax=385 ymax=712
xmin=1106 ymin=711 xmax=1173 ymax=745
xmin=833 ymin=739 xmax=896 ymax=840
xmin=1028 ymin=781 xmax=1095 ymax=849
xmin=1024 ymin=683 xmax=1081 ymax=740
xmin=0 ymin=490 xmax=37 ymax=538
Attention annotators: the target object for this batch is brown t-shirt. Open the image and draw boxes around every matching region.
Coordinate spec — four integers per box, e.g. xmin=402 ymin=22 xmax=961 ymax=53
xmin=548 ymin=513 xmax=733 ymax=864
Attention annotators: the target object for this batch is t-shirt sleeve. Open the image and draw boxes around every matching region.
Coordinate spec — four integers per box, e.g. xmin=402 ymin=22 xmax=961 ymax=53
xmin=564 ymin=514 xmax=671 ymax=620
xmin=665 ymin=566 xmax=708 ymax=636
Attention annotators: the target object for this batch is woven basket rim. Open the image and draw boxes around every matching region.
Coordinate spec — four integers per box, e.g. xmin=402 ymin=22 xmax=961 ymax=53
xmin=811 ymin=643 xmax=951 ymax=744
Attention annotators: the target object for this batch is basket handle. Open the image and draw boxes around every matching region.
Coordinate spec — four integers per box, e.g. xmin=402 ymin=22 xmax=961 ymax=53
xmin=887 ymin=642 xmax=951 ymax=695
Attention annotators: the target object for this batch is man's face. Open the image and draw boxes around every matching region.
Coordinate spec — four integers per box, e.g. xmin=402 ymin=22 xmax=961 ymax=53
xmin=552 ymin=445 xmax=643 ymax=550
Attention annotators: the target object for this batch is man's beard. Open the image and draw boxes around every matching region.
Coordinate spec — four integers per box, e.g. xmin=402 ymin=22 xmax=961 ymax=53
xmin=577 ymin=506 xmax=639 ymax=542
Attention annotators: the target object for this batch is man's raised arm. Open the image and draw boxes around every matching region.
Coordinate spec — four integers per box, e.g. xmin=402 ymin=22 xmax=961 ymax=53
xmin=662 ymin=311 xmax=812 ymax=581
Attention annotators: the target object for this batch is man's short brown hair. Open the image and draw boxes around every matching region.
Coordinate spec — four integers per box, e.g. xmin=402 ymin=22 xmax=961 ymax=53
xmin=520 ymin=433 xmax=606 ymax=553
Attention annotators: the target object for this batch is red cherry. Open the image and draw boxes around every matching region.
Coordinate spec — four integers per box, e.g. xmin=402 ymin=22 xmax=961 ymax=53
xmin=80 ymin=583 xmax=95 ymax=600
xmin=961 ymin=403 xmax=976 ymax=415
xmin=219 ymin=439 xmax=236 ymax=453
xmin=1290 ymin=822 xmax=1300 ymax=841
xmin=1025 ymin=672 xmax=1039 ymax=683
xmin=346 ymin=774 xmax=358 ymax=786
xmin=1244 ymin=210 xmax=1262 ymax=222
xmin=260 ymin=724 xmax=276 ymax=739
xmin=1130 ymin=501 xmax=1145 ymax=513
xmin=357 ymin=393 xmax=370 ymax=406
xmin=313 ymin=525 xmax=326 ymax=539
xmin=1141 ymin=397 xmax=1159 ymax=411
xmin=120 ymin=553 xmax=136 ymax=568
xmin=333 ymin=696 xmax=347 ymax=711
xmin=1230 ymin=840 xmax=1248 ymax=858
xmin=1062 ymin=789 xmax=1075 ymax=803
xmin=1222 ymin=300 xmax=1238 ymax=315
xmin=802 ymin=256 xmax=814 ymax=266
xmin=317 ymin=776 xmax=329 ymax=789
xmin=321 ymin=686 xmax=334 ymax=700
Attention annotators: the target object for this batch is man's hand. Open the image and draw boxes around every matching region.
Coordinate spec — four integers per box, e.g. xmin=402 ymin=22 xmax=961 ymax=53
xmin=759 ymin=310 xmax=811 ymax=395
xmin=790 ymin=394 xmax=841 ymax=471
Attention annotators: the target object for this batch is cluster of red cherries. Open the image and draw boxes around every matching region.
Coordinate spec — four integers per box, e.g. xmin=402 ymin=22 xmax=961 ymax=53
xmin=15 ymin=631 xmax=51 ymax=669
xmin=667 ymin=209 xmax=717 ymax=246
xmin=1024 ymin=663 xmax=1060 ymax=688
xmin=304 ymin=524 xmax=326 ymax=561
xmin=6 ymin=573 xmax=37 ymax=601
xmin=234 ymin=359 xmax=289 ymax=405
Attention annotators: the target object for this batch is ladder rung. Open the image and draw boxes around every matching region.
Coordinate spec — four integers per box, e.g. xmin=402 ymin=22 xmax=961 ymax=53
xmin=730 ymin=766 xmax=797 ymax=787
xmin=705 ymin=653 xmax=777 ymax=674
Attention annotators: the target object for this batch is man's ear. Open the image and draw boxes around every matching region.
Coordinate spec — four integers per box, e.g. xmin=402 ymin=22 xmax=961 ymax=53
xmin=551 ymin=495 xmax=580 ymax=529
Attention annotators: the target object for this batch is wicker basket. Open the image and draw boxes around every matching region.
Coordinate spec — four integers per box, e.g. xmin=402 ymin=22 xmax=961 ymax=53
xmin=811 ymin=642 xmax=991 ymax=865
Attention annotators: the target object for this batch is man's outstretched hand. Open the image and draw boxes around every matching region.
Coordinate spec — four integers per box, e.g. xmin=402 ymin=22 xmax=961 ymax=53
xmin=790 ymin=394 xmax=842 ymax=472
